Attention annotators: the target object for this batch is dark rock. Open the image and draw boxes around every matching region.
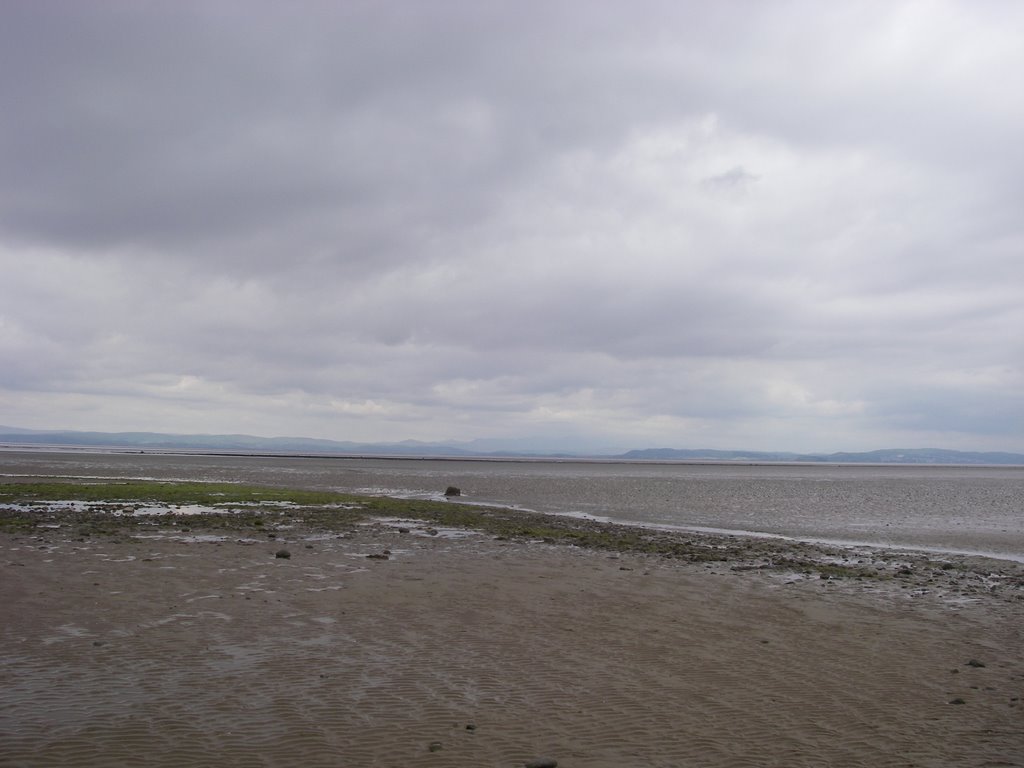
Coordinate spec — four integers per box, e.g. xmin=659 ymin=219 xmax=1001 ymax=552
xmin=444 ymin=486 xmax=461 ymax=497
xmin=465 ymin=723 xmax=476 ymax=731
xmin=398 ymin=527 xmax=411 ymax=534
xmin=525 ymin=759 xmax=558 ymax=768
xmin=428 ymin=741 xmax=443 ymax=752
xmin=966 ymin=659 xmax=986 ymax=668
xmin=949 ymin=698 xmax=966 ymax=705
xmin=275 ymin=549 xmax=291 ymax=559
xmin=425 ymin=527 xmax=439 ymax=536
xmin=367 ymin=553 xmax=390 ymax=560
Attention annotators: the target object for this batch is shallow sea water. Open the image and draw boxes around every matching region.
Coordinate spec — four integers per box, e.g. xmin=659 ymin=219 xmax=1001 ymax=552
xmin=1 ymin=448 xmax=1022 ymax=560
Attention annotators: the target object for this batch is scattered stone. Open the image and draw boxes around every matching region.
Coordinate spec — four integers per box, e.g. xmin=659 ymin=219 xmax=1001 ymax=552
xmin=525 ymin=758 xmax=558 ymax=768
xmin=305 ymin=544 xmax=313 ymax=549
xmin=92 ymin=640 xmax=106 ymax=647
xmin=966 ymin=659 xmax=986 ymax=668
xmin=367 ymin=553 xmax=390 ymax=560
xmin=275 ymin=549 xmax=291 ymax=559
xmin=444 ymin=486 xmax=461 ymax=497
xmin=428 ymin=741 xmax=443 ymax=752
xmin=398 ymin=527 xmax=411 ymax=534
xmin=425 ymin=527 xmax=439 ymax=536
xmin=465 ymin=723 xmax=476 ymax=731
xmin=949 ymin=698 xmax=966 ymax=705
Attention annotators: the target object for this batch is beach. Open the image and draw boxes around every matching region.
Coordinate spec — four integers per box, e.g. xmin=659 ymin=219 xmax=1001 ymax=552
xmin=3 ymin=517 xmax=1022 ymax=767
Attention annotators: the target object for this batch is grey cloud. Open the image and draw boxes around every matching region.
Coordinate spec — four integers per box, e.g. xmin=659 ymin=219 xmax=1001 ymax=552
xmin=702 ymin=166 xmax=758 ymax=191
xmin=2 ymin=1 xmax=1023 ymax=451
xmin=0 ymin=2 xmax=727 ymax=260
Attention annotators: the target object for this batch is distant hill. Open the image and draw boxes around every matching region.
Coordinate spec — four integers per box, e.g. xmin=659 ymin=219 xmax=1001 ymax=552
xmin=2 ymin=426 xmax=1023 ymax=465
xmin=617 ymin=447 xmax=1024 ymax=465
xmin=0 ymin=427 xmax=480 ymax=457
xmin=618 ymin=448 xmax=806 ymax=462
xmin=814 ymin=448 xmax=1024 ymax=465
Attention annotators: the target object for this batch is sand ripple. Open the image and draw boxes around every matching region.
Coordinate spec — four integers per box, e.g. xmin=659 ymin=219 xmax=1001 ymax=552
xmin=3 ymin=529 xmax=1022 ymax=767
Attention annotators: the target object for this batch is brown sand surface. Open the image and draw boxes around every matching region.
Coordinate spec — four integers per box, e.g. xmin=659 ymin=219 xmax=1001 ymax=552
xmin=2 ymin=524 xmax=1022 ymax=767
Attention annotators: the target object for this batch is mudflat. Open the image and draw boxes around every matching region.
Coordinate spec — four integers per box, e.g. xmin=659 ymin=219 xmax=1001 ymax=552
xmin=2 ymin=522 xmax=1022 ymax=767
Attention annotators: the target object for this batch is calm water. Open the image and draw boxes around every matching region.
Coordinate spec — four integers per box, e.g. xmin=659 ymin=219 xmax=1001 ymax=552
xmin=2 ymin=449 xmax=1022 ymax=560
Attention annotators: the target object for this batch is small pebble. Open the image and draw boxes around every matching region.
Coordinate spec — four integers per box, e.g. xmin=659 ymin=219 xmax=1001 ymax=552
xmin=275 ymin=549 xmax=291 ymax=559
xmin=525 ymin=759 xmax=558 ymax=768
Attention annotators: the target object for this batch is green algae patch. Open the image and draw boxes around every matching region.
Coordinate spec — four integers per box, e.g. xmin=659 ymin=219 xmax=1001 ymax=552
xmin=5 ymin=481 xmax=1016 ymax=596
xmin=1 ymin=480 xmax=739 ymax=563
xmin=0 ymin=480 xmax=350 ymax=507
xmin=0 ymin=481 xmax=369 ymax=535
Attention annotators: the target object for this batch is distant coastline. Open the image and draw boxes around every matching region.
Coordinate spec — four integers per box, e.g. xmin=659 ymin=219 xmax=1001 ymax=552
xmin=2 ymin=426 xmax=1023 ymax=466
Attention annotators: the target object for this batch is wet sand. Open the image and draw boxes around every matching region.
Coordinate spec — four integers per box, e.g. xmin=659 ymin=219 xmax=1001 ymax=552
xmin=2 ymin=523 xmax=1022 ymax=767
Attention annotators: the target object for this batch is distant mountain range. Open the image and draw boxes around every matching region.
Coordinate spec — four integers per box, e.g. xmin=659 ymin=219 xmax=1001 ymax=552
xmin=1 ymin=426 xmax=1023 ymax=465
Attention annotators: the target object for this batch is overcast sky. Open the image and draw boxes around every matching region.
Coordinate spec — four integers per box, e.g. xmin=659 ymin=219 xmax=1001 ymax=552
xmin=2 ymin=1 xmax=1022 ymax=453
